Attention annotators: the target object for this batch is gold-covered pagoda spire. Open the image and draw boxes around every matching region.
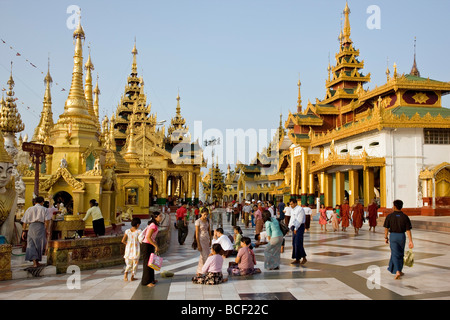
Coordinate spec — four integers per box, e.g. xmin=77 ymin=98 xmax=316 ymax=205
xmin=93 ymin=75 xmax=101 ymax=129
xmin=0 ymin=63 xmax=25 ymax=135
xmin=410 ymin=37 xmax=421 ymax=77
xmin=56 ymin=16 xmax=96 ymax=127
xmin=113 ymin=40 xmax=152 ymax=151
xmin=167 ymin=92 xmax=189 ymax=144
xmin=32 ymin=60 xmax=54 ymax=144
xmin=84 ymin=51 xmax=96 ymax=120
xmin=297 ymin=77 xmax=302 ymax=113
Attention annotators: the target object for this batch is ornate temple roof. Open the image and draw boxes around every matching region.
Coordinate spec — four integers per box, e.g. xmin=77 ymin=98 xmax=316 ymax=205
xmin=0 ymin=65 xmax=25 ymax=134
xmin=32 ymin=62 xmax=54 ymax=144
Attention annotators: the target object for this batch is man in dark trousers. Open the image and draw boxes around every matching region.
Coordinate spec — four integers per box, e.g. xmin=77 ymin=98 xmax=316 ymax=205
xmin=383 ymin=199 xmax=414 ymax=279
xmin=176 ymin=202 xmax=189 ymax=245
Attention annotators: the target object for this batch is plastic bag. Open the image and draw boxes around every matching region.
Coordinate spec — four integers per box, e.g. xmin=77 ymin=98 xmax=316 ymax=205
xmin=404 ymin=249 xmax=414 ymax=267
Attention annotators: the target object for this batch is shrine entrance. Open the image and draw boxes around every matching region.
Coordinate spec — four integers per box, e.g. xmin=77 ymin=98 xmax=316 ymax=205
xmin=53 ymin=191 xmax=73 ymax=214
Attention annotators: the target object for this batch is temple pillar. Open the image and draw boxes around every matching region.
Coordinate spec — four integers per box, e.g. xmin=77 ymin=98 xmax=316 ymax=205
xmin=319 ymin=172 xmax=325 ymax=205
xmin=308 ymin=173 xmax=315 ymax=205
xmin=101 ymin=191 xmax=113 ymax=225
xmin=159 ymin=170 xmax=167 ymax=204
xmin=380 ymin=166 xmax=387 ymax=208
xmin=72 ymin=190 xmax=85 ymax=217
xmin=324 ymin=173 xmax=333 ymax=207
xmin=290 ymin=147 xmax=296 ymax=197
xmin=363 ymin=167 xmax=375 ymax=207
xmin=335 ymin=171 xmax=345 ymax=205
xmin=300 ymin=146 xmax=308 ymax=205
xmin=349 ymin=169 xmax=359 ymax=206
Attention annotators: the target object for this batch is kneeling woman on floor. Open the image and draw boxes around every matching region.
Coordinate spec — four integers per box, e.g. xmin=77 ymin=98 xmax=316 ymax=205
xmin=192 ymin=243 xmax=228 ymax=285
xmin=227 ymin=236 xmax=261 ymax=276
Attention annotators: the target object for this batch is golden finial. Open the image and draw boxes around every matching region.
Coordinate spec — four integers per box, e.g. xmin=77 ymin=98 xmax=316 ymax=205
xmin=131 ymin=37 xmax=138 ymax=75
xmin=410 ymin=37 xmax=420 ymax=77
xmin=73 ymin=8 xmax=85 ymax=40
xmin=297 ymin=75 xmax=302 ymax=113
xmin=393 ymin=62 xmax=398 ymax=78
xmin=386 ymin=57 xmax=390 ymax=81
xmin=342 ymin=1 xmax=352 ymax=44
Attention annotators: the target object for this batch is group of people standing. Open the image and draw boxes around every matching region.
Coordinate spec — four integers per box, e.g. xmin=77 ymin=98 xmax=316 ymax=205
xmin=318 ymin=198 xmax=379 ymax=234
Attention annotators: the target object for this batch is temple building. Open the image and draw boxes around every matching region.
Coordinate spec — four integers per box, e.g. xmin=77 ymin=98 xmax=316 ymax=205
xmin=17 ymin=17 xmax=204 ymax=236
xmin=225 ymin=2 xmax=450 ymax=216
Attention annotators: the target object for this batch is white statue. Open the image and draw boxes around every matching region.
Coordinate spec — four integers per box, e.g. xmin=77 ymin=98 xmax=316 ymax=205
xmin=0 ymin=158 xmax=18 ymax=245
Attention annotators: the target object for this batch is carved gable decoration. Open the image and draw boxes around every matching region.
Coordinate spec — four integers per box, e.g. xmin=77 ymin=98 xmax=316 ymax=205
xmin=40 ymin=167 xmax=85 ymax=191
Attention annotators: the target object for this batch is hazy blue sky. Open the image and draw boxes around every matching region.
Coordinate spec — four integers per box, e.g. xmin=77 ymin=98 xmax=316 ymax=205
xmin=1 ymin=0 xmax=449 ymax=169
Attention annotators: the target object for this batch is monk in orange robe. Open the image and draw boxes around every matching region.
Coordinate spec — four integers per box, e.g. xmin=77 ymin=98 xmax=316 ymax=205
xmin=340 ymin=199 xmax=350 ymax=231
xmin=368 ymin=198 xmax=378 ymax=232
xmin=351 ymin=200 xmax=364 ymax=235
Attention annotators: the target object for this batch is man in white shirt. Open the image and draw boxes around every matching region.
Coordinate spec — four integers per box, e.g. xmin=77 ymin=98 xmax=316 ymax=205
xmin=287 ymin=198 xmax=307 ymax=265
xmin=21 ymin=196 xmax=52 ymax=267
xmin=211 ymin=227 xmax=234 ymax=257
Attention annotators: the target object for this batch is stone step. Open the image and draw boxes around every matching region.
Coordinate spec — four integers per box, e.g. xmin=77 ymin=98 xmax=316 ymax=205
xmin=10 ymin=248 xmax=57 ymax=280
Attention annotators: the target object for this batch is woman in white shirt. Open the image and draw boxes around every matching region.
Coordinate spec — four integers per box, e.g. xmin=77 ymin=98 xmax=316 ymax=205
xmin=83 ymin=199 xmax=105 ymax=236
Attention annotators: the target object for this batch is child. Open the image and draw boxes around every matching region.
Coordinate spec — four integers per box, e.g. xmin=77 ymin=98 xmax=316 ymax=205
xmin=192 ymin=243 xmax=228 ymax=285
xmin=233 ymin=226 xmax=243 ymax=253
xmin=331 ymin=207 xmax=340 ymax=232
xmin=121 ymin=217 xmax=142 ymax=281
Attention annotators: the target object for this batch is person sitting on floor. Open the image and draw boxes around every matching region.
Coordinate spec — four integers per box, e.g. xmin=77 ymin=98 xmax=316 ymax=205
xmin=227 ymin=236 xmax=261 ymax=276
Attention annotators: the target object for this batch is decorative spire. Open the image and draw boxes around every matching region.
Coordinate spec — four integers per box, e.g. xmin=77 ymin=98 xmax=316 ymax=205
xmin=386 ymin=57 xmax=390 ymax=81
xmin=58 ymin=12 xmax=94 ymax=125
xmin=296 ymin=76 xmax=302 ymax=113
xmin=342 ymin=1 xmax=352 ymax=44
xmin=32 ymin=59 xmax=54 ymax=144
xmin=0 ymin=62 xmax=25 ymax=134
xmin=84 ymin=49 xmax=96 ymax=120
xmin=93 ymin=74 xmax=101 ymax=130
xmin=131 ymin=38 xmax=138 ymax=75
xmin=410 ymin=37 xmax=420 ymax=77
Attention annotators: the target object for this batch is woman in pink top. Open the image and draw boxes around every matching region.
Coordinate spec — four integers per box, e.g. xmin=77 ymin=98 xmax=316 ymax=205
xmin=254 ymin=204 xmax=264 ymax=235
xmin=141 ymin=212 xmax=163 ymax=287
xmin=227 ymin=237 xmax=261 ymax=276
xmin=192 ymin=243 xmax=228 ymax=285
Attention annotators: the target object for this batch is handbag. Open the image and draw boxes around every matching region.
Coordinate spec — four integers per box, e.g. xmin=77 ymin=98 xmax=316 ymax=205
xmin=148 ymin=252 xmax=163 ymax=271
xmin=404 ymin=249 xmax=414 ymax=267
xmin=277 ymin=219 xmax=289 ymax=236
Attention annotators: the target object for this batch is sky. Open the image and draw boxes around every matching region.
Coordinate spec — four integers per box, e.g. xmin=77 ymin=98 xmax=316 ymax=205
xmin=1 ymin=0 xmax=450 ymax=171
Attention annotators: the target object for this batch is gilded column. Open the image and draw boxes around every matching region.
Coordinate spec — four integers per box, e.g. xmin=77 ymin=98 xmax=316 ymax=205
xmin=300 ymin=146 xmax=308 ymax=205
xmin=319 ymin=147 xmax=325 ymax=204
xmin=290 ymin=147 xmax=296 ymax=198
xmin=349 ymin=169 xmax=359 ymax=206
xmin=363 ymin=167 xmax=375 ymax=207
xmin=335 ymin=171 xmax=345 ymax=205
xmin=188 ymin=171 xmax=193 ymax=204
xmin=308 ymin=173 xmax=315 ymax=206
xmin=324 ymin=173 xmax=333 ymax=207
xmin=159 ymin=169 xmax=168 ymax=204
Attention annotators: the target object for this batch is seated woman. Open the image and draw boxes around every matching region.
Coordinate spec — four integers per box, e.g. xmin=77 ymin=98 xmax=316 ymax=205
xmin=232 ymin=226 xmax=243 ymax=255
xmin=227 ymin=237 xmax=261 ymax=276
xmin=192 ymin=243 xmax=228 ymax=285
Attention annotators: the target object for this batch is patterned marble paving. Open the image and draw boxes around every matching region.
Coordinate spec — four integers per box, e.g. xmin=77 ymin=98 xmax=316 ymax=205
xmin=0 ymin=213 xmax=449 ymax=301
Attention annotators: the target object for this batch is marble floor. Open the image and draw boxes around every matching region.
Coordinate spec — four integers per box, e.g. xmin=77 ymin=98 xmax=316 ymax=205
xmin=1 ymin=213 xmax=449 ymax=301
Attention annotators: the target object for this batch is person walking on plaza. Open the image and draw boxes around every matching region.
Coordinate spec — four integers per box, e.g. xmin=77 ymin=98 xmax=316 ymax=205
xmin=288 ymin=198 xmax=307 ymax=265
xmin=194 ymin=208 xmax=211 ymax=276
xmin=21 ymin=196 xmax=52 ymax=268
xmin=351 ymin=200 xmax=364 ymax=235
xmin=122 ymin=217 xmax=142 ymax=281
xmin=242 ymin=201 xmax=252 ymax=228
xmin=262 ymin=210 xmax=283 ymax=270
xmin=340 ymin=199 xmax=350 ymax=231
xmin=141 ymin=212 xmax=163 ymax=287
xmin=83 ymin=199 xmax=105 ymax=236
xmin=176 ymin=202 xmax=189 ymax=245
xmin=331 ymin=207 xmax=340 ymax=232
xmin=383 ymin=199 xmax=414 ymax=280
xmin=319 ymin=203 xmax=328 ymax=232
xmin=277 ymin=199 xmax=285 ymax=220
xmin=368 ymin=198 xmax=378 ymax=232
xmin=254 ymin=203 xmax=264 ymax=235
xmin=303 ymin=205 xmax=312 ymax=231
